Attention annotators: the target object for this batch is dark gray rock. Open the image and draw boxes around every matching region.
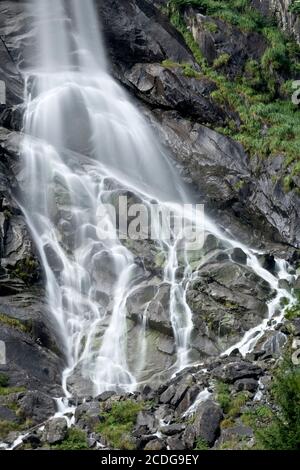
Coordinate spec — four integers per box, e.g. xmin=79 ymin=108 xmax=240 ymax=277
xmin=183 ymin=400 xmax=223 ymax=447
xmin=231 ymin=247 xmax=247 ymax=265
xmin=167 ymin=435 xmax=186 ymax=450
xmin=234 ymin=378 xmax=258 ymax=393
xmin=134 ymin=410 xmax=157 ymax=435
xmin=75 ymin=401 xmax=101 ymax=431
xmin=160 ymin=423 xmax=185 ymax=436
xmin=18 ymin=391 xmax=56 ymax=425
xmin=98 ymin=0 xmax=194 ymax=67
xmin=124 ymin=63 xmax=225 ymax=125
xmin=212 ymin=361 xmax=263 ymax=384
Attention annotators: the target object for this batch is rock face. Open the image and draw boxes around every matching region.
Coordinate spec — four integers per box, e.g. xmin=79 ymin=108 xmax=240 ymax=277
xmin=251 ymin=0 xmax=300 ymax=43
xmin=184 ymin=7 xmax=267 ymax=75
xmin=124 ymin=63 xmax=226 ymax=124
xmin=0 ymin=0 xmax=299 ymax=451
xmin=98 ymin=0 xmax=194 ymax=67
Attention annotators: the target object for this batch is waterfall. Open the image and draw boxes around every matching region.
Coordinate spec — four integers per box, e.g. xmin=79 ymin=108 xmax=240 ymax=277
xmin=19 ymin=0 xmax=294 ymax=397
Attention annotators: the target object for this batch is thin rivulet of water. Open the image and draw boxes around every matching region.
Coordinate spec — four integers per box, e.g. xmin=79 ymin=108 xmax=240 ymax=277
xmin=19 ymin=0 xmax=295 ymax=405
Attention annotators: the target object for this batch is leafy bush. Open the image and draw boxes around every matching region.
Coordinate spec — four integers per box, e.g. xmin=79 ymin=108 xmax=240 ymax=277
xmin=256 ymin=360 xmax=300 ymax=450
xmin=52 ymin=428 xmax=89 ymax=450
xmin=215 ymin=381 xmax=231 ymax=413
xmin=290 ymin=0 xmax=300 ymax=14
xmin=95 ymin=400 xmax=144 ymax=450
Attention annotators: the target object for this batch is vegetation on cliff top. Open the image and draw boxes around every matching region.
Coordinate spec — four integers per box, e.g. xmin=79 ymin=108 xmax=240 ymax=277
xmin=166 ymin=0 xmax=300 ymax=185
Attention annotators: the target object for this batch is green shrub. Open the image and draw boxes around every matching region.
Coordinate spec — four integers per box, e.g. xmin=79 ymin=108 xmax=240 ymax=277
xmin=290 ymin=0 xmax=300 ymax=14
xmin=52 ymin=428 xmax=89 ymax=450
xmin=215 ymin=381 xmax=231 ymax=413
xmin=95 ymin=400 xmax=144 ymax=450
xmin=256 ymin=360 xmax=300 ymax=450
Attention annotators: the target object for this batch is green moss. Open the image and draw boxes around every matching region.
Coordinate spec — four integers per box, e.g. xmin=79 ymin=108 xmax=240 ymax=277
xmin=162 ymin=59 xmax=203 ymax=79
xmin=0 ymin=313 xmax=29 ymax=333
xmin=213 ymin=53 xmax=230 ymax=69
xmin=95 ymin=400 xmax=144 ymax=450
xmin=220 ymin=417 xmax=235 ymax=429
xmin=52 ymin=428 xmax=89 ymax=450
xmin=0 ymin=386 xmax=26 ymax=396
xmin=203 ymin=21 xmax=218 ymax=33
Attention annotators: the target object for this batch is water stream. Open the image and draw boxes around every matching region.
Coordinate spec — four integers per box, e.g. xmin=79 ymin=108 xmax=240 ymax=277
xmin=18 ymin=0 xmax=295 ymax=400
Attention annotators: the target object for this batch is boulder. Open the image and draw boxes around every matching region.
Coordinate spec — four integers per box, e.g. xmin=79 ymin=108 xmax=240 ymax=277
xmin=183 ymin=400 xmax=223 ymax=447
xmin=42 ymin=418 xmax=68 ymax=445
xmin=211 ymin=361 xmax=263 ymax=384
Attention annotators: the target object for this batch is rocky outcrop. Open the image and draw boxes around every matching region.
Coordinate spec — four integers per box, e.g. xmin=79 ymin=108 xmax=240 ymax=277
xmin=251 ymin=0 xmax=300 ymax=43
xmin=98 ymin=0 xmax=194 ymax=68
xmin=184 ymin=7 xmax=267 ymax=76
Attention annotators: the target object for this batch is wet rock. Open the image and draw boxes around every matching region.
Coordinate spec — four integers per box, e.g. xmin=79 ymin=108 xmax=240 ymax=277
xmin=67 ymin=367 xmax=95 ymax=397
xmin=127 ymin=283 xmax=173 ymax=336
xmin=187 ymin=261 xmax=272 ymax=352
xmin=42 ymin=418 xmax=68 ymax=445
xmin=231 ymin=247 xmax=247 ymax=265
xmin=258 ymin=254 xmax=276 ymax=274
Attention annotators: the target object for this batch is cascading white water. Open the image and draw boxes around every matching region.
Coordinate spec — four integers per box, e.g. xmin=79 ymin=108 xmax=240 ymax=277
xmin=20 ymin=0 xmax=295 ymax=397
